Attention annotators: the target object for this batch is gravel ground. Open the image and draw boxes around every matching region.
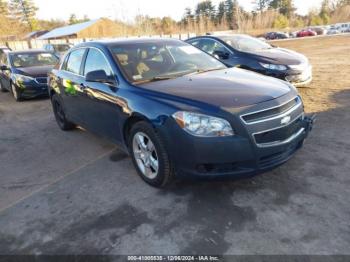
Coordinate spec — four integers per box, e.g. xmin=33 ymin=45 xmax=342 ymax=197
xmin=0 ymin=35 xmax=349 ymax=256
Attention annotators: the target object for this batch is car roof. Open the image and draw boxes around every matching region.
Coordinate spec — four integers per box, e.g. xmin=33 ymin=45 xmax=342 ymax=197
xmin=187 ymin=34 xmax=253 ymax=40
xmin=73 ymin=38 xmax=184 ymax=49
xmin=8 ymin=49 xmax=53 ymax=55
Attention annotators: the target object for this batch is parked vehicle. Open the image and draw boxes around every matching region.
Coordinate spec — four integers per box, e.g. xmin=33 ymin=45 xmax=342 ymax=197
xmin=0 ymin=50 xmax=59 ymax=101
xmin=0 ymin=46 xmax=11 ymax=57
xmin=335 ymin=22 xmax=350 ymax=33
xmin=308 ymin=26 xmax=327 ymax=35
xmin=185 ymin=35 xmax=312 ymax=87
xmin=48 ymin=39 xmax=314 ymax=187
xmin=327 ymin=28 xmax=341 ymax=35
xmin=43 ymin=43 xmax=73 ymax=58
xmin=265 ymin=32 xmax=289 ymax=40
xmin=296 ymin=29 xmax=317 ymax=37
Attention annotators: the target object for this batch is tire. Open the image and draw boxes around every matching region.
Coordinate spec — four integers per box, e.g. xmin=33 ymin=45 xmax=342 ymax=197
xmin=11 ymin=83 xmax=22 ymax=101
xmin=129 ymin=121 xmax=174 ymax=188
xmin=0 ymin=80 xmax=8 ymax=92
xmin=51 ymin=94 xmax=75 ymax=131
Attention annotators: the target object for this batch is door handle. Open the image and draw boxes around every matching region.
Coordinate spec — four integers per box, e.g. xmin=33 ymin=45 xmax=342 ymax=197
xmin=79 ymin=83 xmax=87 ymax=91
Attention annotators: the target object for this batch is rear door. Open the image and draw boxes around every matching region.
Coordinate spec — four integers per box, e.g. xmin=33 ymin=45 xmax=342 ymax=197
xmin=57 ymin=48 xmax=87 ymax=124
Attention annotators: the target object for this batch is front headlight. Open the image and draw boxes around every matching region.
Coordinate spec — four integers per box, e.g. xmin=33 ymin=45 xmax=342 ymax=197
xmin=13 ymin=74 xmax=35 ymax=83
xmin=260 ymin=63 xmax=287 ymax=71
xmin=172 ymin=111 xmax=234 ymax=137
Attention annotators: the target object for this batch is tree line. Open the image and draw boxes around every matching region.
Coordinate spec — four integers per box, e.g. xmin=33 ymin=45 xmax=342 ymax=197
xmin=179 ymin=0 xmax=350 ymax=33
xmin=1 ymin=0 xmax=350 ymax=40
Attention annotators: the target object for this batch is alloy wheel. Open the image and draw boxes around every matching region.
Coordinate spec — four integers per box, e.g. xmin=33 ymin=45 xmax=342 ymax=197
xmin=132 ymin=132 xmax=159 ymax=179
xmin=11 ymin=84 xmax=18 ymax=100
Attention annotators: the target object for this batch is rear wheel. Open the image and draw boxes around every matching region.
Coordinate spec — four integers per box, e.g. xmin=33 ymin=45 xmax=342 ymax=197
xmin=129 ymin=121 xmax=174 ymax=188
xmin=11 ymin=84 xmax=22 ymax=101
xmin=51 ymin=94 xmax=75 ymax=131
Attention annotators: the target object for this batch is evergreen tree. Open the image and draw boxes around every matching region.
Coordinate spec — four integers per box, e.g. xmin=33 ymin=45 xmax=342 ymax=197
xmin=253 ymin=0 xmax=271 ymax=12
xmin=68 ymin=14 xmax=78 ymax=25
xmin=8 ymin=0 xmax=38 ymax=30
xmin=195 ymin=0 xmax=216 ymax=22
xmin=225 ymin=0 xmax=239 ymax=29
xmin=217 ymin=1 xmax=226 ymax=24
xmin=269 ymin=0 xmax=296 ymax=18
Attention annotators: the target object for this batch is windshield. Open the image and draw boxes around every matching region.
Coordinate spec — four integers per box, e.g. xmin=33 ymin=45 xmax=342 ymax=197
xmin=54 ymin=45 xmax=72 ymax=52
xmin=11 ymin=52 xmax=59 ymax=68
xmin=110 ymin=41 xmax=226 ymax=83
xmin=222 ymin=35 xmax=272 ymax=52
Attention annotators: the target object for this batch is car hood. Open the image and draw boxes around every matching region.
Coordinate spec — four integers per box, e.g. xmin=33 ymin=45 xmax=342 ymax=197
xmin=137 ymin=68 xmax=292 ymax=108
xmin=245 ymin=47 xmax=308 ymax=65
xmin=14 ymin=65 xmax=54 ymax=78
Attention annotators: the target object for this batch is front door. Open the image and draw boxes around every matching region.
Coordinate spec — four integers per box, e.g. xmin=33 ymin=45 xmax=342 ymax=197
xmin=79 ymin=48 xmax=123 ymax=143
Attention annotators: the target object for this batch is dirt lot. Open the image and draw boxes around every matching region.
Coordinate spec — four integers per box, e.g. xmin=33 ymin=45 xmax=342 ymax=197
xmin=0 ymin=35 xmax=349 ymax=256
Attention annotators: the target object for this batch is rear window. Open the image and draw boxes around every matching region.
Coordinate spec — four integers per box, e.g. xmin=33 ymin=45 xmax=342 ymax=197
xmin=65 ymin=49 xmax=85 ymax=75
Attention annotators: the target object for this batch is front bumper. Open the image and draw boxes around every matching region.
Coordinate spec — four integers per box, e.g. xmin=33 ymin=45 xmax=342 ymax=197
xmin=285 ymin=66 xmax=313 ymax=87
xmin=17 ymin=83 xmax=49 ymax=98
xmin=160 ymin=115 xmax=314 ymax=179
xmin=264 ymin=66 xmax=313 ymax=87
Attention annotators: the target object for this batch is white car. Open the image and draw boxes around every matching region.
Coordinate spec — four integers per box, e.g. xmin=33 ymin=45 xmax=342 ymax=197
xmin=335 ymin=23 xmax=350 ymax=33
xmin=327 ymin=29 xmax=341 ymax=35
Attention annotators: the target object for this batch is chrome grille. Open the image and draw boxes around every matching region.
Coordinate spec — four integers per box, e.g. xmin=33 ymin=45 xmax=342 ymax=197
xmin=253 ymin=116 xmax=304 ymax=147
xmin=241 ymin=96 xmax=301 ymax=124
xmin=239 ymin=96 xmax=305 ymax=148
xmin=35 ymin=77 xmax=48 ymax=84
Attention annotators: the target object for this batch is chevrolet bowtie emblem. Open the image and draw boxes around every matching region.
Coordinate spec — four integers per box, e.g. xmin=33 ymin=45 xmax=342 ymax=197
xmin=281 ymin=116 xmax=292 ymax=125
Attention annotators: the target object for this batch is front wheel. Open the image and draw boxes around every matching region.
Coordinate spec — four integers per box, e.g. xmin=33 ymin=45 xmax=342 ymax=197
xmin=51 ymin=94 xmax=75 ymax=131
xmin=129 ymin=121 xmax=174 ymax=188
xmin=11 ymin=84 xmax=22 ymax=101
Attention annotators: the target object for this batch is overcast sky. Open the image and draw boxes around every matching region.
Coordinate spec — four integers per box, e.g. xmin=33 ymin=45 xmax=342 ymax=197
xmin=33 ymin=0 xmax=324 ymax=22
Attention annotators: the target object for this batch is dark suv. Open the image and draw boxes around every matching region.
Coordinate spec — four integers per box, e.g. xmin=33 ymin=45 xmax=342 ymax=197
xmin=48 ymin=39 xmax=314 ymax=187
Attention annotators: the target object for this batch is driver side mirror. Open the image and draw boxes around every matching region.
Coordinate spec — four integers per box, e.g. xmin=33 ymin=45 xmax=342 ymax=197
xmin=0 ymin=65 xmax=9 ymax=71
xmin=85 ymin=70 xmax=115 ymax=85
xmin=213 ymin=50 xmax=230 ymax=60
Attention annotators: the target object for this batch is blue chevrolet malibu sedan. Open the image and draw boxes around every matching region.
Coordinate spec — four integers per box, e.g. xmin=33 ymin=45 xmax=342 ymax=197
xmin=48 ymin=38 xmax=313 ymax=187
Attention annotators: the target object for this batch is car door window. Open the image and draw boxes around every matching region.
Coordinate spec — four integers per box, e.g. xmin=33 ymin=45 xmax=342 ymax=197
xmin=187 ymin=39 xmax=201 ymax=48
xmin=84 ymin=48 xmax=113 ymax=80
xmin=65 ymin=49 xmax=85 ymax=75
xmin=198 ymin=39 xmax=230 ymax=55
xmin=1 ymin=54 xmax=8 ymax=65
xmin=199 ymin=39 xmax=217 ymax=54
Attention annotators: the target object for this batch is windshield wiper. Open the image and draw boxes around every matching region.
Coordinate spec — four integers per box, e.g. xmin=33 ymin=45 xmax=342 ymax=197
xmin=133 ymin=75 xmax=177 ymax=84
xmin=185 ymin=67 xmax=226 ymax=76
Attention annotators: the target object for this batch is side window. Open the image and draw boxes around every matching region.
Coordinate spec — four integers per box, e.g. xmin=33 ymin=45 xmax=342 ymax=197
xmin=61 ymin=53 xmax=70 ymax=70
xmin=84 ymin=48 xmax=113 ymax=79
xmin=188 ymin=39 xmax=201 ymax=48
xmin=199 ymin=39 xmax=217 ymax=55
xmin=1 ymin=54 xmax=8 ymax=65
xmin=65 ymin=49 xmax=85 ymax=75
xmin=212 ymin=41 xmax=231 ymax=54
